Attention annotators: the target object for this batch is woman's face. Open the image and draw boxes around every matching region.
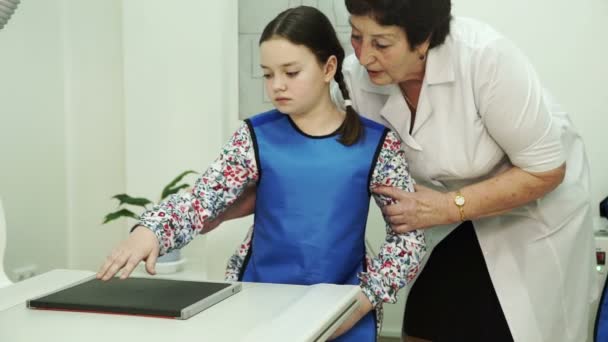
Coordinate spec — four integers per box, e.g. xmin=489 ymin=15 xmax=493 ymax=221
xmin=259 ymin=38 xmax=334 ymax=115
xmin=349 ymin=15 xmax=425 ymax=85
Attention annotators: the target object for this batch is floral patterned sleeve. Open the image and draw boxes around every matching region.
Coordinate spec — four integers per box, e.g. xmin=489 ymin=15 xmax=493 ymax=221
xmin=358 ymin=130 xmax=427 ymax=307
xmin=138 ymin=122 xmax=258 ymax=255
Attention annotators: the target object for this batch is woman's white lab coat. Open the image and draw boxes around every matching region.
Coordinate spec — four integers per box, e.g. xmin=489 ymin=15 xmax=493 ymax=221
xmin=335 ymin=17 xmax=597 ymax=342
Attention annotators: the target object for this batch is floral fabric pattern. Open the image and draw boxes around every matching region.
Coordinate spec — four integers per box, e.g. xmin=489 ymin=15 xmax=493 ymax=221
xmin=139 ymin=123 xmax=258 ymax=255
xmin=224 ymin=227 xmax=253 ymax=281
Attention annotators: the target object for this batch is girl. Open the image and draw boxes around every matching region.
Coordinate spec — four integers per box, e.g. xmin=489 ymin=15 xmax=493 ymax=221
xmin=97 ymin=6 xmax=425 ymax=341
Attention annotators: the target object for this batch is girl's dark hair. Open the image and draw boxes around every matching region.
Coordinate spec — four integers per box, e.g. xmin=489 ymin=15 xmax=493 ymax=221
xmin=345 ymin=0 xmax=452 ymax=49
xmin=260 ymin=6 xmax=362 ymax=146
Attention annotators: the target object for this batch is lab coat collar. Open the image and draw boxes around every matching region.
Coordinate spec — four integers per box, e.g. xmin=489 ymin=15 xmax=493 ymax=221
xmin=425 ymin=38 xmax=455 ymax=85
xmin=379 ymin=93 xmax=424 ymax=151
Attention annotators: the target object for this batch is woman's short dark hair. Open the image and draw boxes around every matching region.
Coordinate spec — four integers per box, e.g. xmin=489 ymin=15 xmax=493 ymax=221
xmin=345 ymin=0 xmax=452 ymax=49
xmin=260 ymin=6 xmax=363 ymax=146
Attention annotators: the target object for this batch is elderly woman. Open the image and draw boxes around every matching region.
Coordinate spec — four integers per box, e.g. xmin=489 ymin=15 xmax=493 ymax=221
xmin=212 ymin=0 xmax=596 ymax=341
xmin=333 ymin=0 xmax=595 ymax=341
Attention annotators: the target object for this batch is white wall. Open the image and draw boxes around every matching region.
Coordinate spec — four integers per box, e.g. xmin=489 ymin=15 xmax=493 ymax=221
xmin=0 ymin=0 xmax=244 ymax=280
xmin=121 ymin=0 xmax=247 ymax=278
xmin=0 ymin=0 xmax=69 ymax=278
xmin=0 ymin=0 xmax=244 ymax=279
xmin=0 ymin=0 xmax=126 ymax=278
xmin=61 ymin=0 xmax=127 ymax=271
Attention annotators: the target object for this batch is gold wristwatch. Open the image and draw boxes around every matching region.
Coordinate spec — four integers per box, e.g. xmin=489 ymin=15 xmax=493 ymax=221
xmin=454 ymin=190 xmax=466 ymax=221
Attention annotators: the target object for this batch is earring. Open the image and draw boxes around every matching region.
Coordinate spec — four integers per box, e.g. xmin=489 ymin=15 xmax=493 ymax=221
xmin=418 ymin=52 xmax=426 ymax=61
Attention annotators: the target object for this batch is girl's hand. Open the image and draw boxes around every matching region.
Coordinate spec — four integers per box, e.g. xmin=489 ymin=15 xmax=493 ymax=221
xmin=96 ymin=226 xmax=160 ymax=281
xmin=373 ymin=184 xmax=457 ymax=233
xmin=328 ymin=290 xmax=374 ymax=340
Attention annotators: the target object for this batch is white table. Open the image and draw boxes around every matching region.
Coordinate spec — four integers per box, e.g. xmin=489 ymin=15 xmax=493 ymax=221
xmin=0 ymin=269 xmax=360 ymax=342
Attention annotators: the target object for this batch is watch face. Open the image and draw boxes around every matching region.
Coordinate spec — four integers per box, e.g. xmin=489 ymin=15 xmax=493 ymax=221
xmin=455 ymin=196 xmax=465 ymax=206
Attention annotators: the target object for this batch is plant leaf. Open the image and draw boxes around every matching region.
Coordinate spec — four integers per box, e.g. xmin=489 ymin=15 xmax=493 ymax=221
xmin=103 ymin=208 xmax=139 ymax=224
xmin=161 ymin=170 xmax=197 ymax=199
xmin=111 ymin=194 xmax=152 ymax=208
xmin=162 ymin=184 xmax=190 ymax=199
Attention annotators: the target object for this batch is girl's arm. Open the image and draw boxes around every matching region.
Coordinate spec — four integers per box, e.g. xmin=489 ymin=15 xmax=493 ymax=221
xmin=331 ymin=131 xmax=426 ymax=338
xmin=97 ymin=123 xmax=258 ymax=280
xmin=139 ymin=122 xmax=258 ymax=255
xmin=360 ymin=130 xmax=426 ymax=307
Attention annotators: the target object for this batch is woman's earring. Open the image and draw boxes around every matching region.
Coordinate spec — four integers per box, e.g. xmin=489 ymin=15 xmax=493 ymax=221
xmin=418 ymin=53 xmax=426 ymax=61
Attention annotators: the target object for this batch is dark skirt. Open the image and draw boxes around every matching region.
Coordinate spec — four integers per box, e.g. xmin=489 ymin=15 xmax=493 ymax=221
xmin=403 ymin=221 xmax=514 ymax=341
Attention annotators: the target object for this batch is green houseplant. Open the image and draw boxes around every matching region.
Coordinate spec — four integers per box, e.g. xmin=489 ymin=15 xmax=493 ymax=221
xmin=103 ymin=170 xmax=198 ymax=271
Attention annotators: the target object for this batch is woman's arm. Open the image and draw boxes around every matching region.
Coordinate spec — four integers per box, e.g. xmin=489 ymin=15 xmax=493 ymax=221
xmin=374 ymin=163 xmax=565 ymax=232
xmin=455 ymin=163 xmax=565 ymax=220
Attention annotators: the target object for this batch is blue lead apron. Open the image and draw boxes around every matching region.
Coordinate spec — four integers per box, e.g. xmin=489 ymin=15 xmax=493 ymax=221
xmin=240 ymin=110 xmax=388 ymax=341
xmin=595 ymin=272 xmax=608 ymax=341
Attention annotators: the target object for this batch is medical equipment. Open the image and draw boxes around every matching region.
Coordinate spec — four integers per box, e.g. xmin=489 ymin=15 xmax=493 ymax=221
xmin=598 ymin=198 xmax=608 ymax=279
xmin=600 ymin=196 xmax=608 ymax=221
xmin=596 ymin=229 xmax=608 ymax=287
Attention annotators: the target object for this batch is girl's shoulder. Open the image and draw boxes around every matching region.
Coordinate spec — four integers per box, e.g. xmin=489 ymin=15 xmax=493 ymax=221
xmin=246 ymin=109 xmax=284 ymax=127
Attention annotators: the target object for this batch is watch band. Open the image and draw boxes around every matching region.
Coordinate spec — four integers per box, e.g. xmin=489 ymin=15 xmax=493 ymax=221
xmin=454 ymin=191 xmax=466 ymax=221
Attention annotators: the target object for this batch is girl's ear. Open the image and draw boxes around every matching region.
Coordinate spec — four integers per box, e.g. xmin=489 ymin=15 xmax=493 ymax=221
xmin=323 ymin=55 xmax=338 ymax=82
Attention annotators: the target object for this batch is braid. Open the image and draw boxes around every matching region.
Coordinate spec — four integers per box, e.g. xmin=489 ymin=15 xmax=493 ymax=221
xmin=335 ymin=69 xmax=363 ymax=146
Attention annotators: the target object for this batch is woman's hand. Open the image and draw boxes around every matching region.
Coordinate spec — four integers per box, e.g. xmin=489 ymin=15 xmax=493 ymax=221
xmin=96 ymin=226 xmax=160 ymax=281
xmin=373 ymin=184 xmax=456 ymax=233
xmin=328 ymin=290 xmax=374 ymax=340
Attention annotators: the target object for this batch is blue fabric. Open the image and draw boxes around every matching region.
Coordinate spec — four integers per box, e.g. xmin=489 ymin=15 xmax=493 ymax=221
xmin=242 ymin=110 xmax=386 ymax=341
xmin=333 ymin=310 xmax=376 ymax=342
xmin=595 ymin=274 xmax=608 ymax=341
